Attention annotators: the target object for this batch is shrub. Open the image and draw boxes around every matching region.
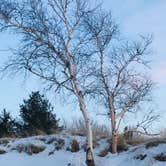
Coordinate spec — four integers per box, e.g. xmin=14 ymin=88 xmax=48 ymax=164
xmin=11 ymin=142 xmax=46 ymax=155
xmin=70 ymin=139 xmax=80 ymax=152
xmin=154 ymin=153 xmax=166 ymax=161
xmin=0 ymin=149 xmax=6 ymax=154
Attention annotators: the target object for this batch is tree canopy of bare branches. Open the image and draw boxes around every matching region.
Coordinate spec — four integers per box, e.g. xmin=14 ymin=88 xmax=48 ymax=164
xmin=0 ymin=0 xmax=157 ymax=159
xmin=0 ymin=0 xmax=109 ymax=165
xmin=83 ymin=9 xmax=155 ymax=153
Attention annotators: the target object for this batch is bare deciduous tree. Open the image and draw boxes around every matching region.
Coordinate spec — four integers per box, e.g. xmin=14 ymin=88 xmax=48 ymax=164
xmin=84 ymin=10 xmax=155 ymax=153
xmin=0 ymin=0 xmax=108 ymax=165
xmin=100 ymin=39 xmax=154 ymax=153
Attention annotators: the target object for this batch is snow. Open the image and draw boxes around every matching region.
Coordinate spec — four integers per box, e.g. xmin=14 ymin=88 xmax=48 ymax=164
xmin=0 ymin=133 xmax=165 ymax=166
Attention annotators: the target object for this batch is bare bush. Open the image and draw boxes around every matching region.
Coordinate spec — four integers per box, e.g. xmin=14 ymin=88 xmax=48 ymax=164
xmin=11 ymin=142 xmax=46 ymax=155
xmin=0 ymin=149 xmax=6 ymax=154
xmin=70 ymin=139 xmax=80 ymax=153
xmin=154 ymin=153 xmax=166 ymax=161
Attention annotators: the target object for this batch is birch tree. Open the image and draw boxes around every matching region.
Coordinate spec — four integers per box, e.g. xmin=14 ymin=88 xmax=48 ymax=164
xmin=0 ymin=0 xmax=104 ymax=165
xmin=99 ymin=39 xmax=154 ymax=153
xmin=84 ymin=11 xmax=154 ymax=153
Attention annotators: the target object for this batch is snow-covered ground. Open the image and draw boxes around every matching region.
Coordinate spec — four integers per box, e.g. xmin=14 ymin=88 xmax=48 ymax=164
xmin=0 ymin=133 xmax=165 ymax=166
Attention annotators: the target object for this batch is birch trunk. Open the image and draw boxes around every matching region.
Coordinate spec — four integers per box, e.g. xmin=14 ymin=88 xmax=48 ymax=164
xmin=74 ymin=84 xmax=95 ymax=166
xmin=109 ymin=97 xmax=118 ymax=153
xmin=111 ymin=110 xmax=118 ymax=153
xmin=68 ymin=60 xmax=95 ymax=166
xmin=112 ymin=129 xmax=118 ymax=153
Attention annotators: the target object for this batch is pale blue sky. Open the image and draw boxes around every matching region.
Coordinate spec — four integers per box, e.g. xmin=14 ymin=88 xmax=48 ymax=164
xmin=0 ymin=0 xmax=165 ymax=129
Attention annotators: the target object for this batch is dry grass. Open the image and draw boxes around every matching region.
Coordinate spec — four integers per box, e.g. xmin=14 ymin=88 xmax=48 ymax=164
xmin=117 ymin=134 xmax=128 ymax=152
xmin=12 ymin=143 xmax=46 ymax=155
xmin=67 ymin=118 xmax=110 ymax=139
xmin=125 ymin=136 xmax=146 ymax=145
xmin=67 ymin=119 xmax=86 ymax=136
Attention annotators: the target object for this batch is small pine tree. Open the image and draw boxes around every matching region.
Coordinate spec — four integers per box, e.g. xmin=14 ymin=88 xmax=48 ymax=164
xmin=19 ymin=91 xmax=60 ymax=135
xmin=0 ymin=109 xmax=16 ymax=137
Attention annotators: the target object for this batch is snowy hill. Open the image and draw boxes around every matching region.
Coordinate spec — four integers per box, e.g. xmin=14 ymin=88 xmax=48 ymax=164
xmin=0 ymin=133 xmax=166 ymax=166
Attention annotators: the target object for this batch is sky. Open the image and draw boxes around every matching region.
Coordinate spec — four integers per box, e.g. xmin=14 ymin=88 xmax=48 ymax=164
xmin=0 ymin=0 xmax=165 ymax=129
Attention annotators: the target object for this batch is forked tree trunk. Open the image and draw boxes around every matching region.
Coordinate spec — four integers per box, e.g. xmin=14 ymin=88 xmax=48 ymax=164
xmin=68 ymin=62 xmax=95 ymax=166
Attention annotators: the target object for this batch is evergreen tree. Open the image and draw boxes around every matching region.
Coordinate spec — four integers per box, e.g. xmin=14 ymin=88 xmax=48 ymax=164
xmin=19 ymin=91 xmax=60 ymax=135
xmin=0 ymin=109 xmax=16 ymax=137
